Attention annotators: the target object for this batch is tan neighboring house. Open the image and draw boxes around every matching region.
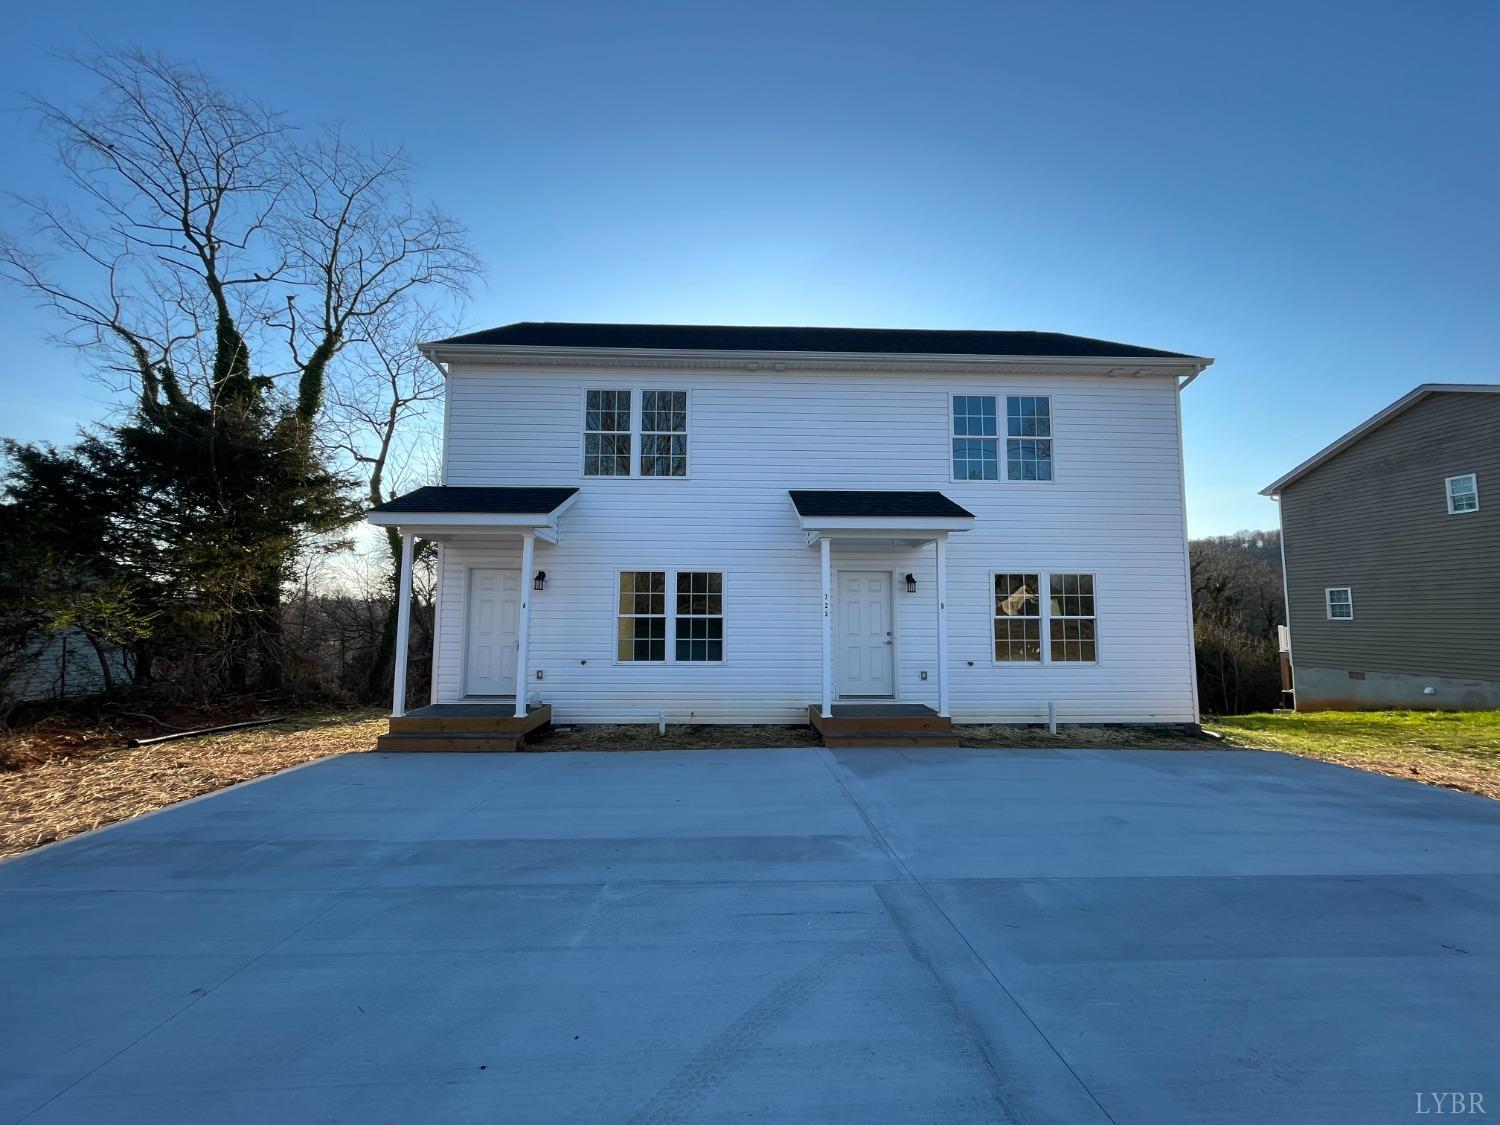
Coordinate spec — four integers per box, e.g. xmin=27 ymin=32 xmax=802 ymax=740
xmin=1262 ymin=384 xmax=1499 ymax=710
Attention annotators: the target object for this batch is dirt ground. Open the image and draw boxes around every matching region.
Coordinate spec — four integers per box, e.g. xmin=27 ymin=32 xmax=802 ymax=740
xmin=0 ymin=707 xmax=386 ymax=858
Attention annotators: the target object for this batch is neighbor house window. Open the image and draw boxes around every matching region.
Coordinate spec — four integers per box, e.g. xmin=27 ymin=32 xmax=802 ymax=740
xmin=953 ymin=395 xmax=1053 ymax=481
xmin=675 ymin=572 xmax=723 ymax=661
xmin=618 ymin=569 xmax=724 ymax=662
xmin=641 ymin=390 xmax=688 ymax=476
xmin=585 ymin=389 xmax=632 ymax=476
xmin=1006 ymin=396 xmax=1053 ymax=481
xmin=1326 ymin=587 xmax=1353 ymax=620
xmin=1447 ymin=473 xmax=1479 ymax=514
xmin=618 ymin=571 xmax=666 ymax=660
xmin=1049 ymin=573 xmax=1096 ymax=662
xmin=993 ymin=573 xmax=1041 ymax=661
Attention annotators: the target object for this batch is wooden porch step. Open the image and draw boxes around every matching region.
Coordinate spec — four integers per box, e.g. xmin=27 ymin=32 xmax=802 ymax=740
xmin=379 ymin=703 xmax=551 ymax=751
xmin=822 ymin=730 xmax=962 ymax=749
xmin=376 ymin=731 xmax=523 ymax=752
xmin=390 ymin=703 xmax=550 ymax=734
xmin=807 ymin=704 xmax=955 ymax=742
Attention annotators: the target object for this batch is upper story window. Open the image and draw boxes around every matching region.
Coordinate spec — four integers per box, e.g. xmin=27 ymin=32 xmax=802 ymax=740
xmin=1446 ymin=473 xmax=1479 ymax=514
xmin=1007 ymin=396 xmax=1053 ymax=480
xmin=641 ymin=391 xmax=687 ymax=477
xmin=952 ymin=395 xmax=1053 ymax=481
xmin=584 ymin=389 xmax=632 ymax=476
xmin=584 ymin=389 xmax=688 ymax=477
xmin=1325 ymin=587 xmax=1353 ymax=620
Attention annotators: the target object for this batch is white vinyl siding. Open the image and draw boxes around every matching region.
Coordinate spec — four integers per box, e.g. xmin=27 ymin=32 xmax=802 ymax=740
xmin=437 ymin=366 xmax=1196 ymax=723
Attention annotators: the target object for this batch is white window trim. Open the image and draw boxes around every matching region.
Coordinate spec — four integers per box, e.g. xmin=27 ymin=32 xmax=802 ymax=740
xmin=581 ymin=387 xmax=634 ymax=478
xmin=612 ymin=568 xmax=726 ymax=665
xmin=581 ymin=387 xmax=692 ymax=480
xmin=989 ymin=569 xmax=1098 ymax=666
xmin=1325 ymin=587 xmax=1354 ymax=620
xmin=1446 ymin=473 xmax=1479 ymax=515
xmin=950 ymin=394 xmax=1056 ymax=484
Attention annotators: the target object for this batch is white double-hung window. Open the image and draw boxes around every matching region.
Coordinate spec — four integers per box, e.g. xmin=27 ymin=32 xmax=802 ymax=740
xmin=1446 ymin=473 xmax=1479 ymax=514
xmin=584 ymin=389 xmax=632 ymax=476
xmin=617 ymin=570 xmax=723 ymax=663
xmin=952 ymin=395 xmax=1053 ymax=481
xmin=585 ymin=389 xmax=688 ymax=477
xmin=1325 ymin=587 xmax=1353 ymax=620
xmin=992 ymin=571 xmax=1096 ymax=662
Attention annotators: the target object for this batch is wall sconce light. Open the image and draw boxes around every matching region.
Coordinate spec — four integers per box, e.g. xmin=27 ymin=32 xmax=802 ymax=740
xmin=905 ymin=573 xmax=917 ymax=593
xmin=533 ymin=570 xmax=546 ymax=591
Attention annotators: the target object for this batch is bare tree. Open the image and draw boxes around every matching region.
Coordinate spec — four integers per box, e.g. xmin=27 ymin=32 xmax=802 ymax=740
xmin=324 ymin=303 xmax=452 ymax=695
xmin=1 ymin=49 xmax=478 ymax=424
xmin=0 ymin=49 xmax=480 ymax=695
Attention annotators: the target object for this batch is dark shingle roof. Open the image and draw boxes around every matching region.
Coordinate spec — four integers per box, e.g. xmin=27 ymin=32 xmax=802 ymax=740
xmin=371 ymin=486 xmax=578 ymax=515
xmin=429 ymin=322 xmax=1196 ymax=360
xmin=789 ymin=490 xmax=974 ymax=519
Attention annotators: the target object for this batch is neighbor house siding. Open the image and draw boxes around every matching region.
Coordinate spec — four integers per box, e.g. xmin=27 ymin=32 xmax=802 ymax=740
xmin=1280 ymin=392 xmax=1500 ymax=703
xmin=433 ymin=364 xmax=1198 ymax=724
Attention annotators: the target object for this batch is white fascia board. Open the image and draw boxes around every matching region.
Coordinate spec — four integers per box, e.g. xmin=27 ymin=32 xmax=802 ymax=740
xmin=366 ymin=511 xmax=558 ymax=531
xmin=799 ymin=515 xmax=975 ymax=535
xmin=1260 ymin=383 xmax=1500 ymax=497
xmin=421 ymin=342 xmax=1212 ymax=378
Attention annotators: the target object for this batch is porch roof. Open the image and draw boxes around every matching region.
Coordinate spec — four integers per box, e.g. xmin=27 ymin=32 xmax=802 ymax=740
xmin=789 ymin=490 xmax=975 ymax=542
xmin=367 ymin=486 xmax=579 ymax=537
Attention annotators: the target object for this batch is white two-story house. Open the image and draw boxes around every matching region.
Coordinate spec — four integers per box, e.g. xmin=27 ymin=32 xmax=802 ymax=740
xmin=369 ymin=322 xmax=1211 ymax=749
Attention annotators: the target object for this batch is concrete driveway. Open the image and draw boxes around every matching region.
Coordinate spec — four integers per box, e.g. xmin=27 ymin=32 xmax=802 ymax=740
xmin=2 ymin=747 xmax=1498 ymax=1124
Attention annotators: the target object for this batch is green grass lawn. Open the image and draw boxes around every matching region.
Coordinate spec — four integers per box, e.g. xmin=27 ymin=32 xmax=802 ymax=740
xmin=1207 ymin=710 xmax=1500 ymax=799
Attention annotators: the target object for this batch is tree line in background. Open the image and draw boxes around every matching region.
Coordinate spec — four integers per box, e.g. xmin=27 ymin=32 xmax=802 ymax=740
xmin=0 ymin=50 xmax=475 ymax=719
xmin=1190 ymin=529 xmax=1286 ymax=715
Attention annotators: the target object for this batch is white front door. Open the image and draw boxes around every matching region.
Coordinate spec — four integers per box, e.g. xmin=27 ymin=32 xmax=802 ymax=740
xmin=837 ymin=571 xmax=894 ymax=697
xmin=465 ymin=568 xmax=520 ymax=696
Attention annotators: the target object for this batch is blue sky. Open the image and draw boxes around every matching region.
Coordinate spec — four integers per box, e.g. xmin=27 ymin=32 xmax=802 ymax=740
xmin=1 ymin=0 xmax=1495 ymax=535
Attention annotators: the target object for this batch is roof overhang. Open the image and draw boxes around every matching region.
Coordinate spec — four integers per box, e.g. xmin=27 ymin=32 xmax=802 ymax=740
xmin=790 ymin=490 xmax=975 ymax=545
xmin=367 ymin=489 xmax=579 ymax=541
xmin=420 ymin=342 xmax=1212 ymax=383
xmin=1261 ymin=383 xmax=1500 ymax=497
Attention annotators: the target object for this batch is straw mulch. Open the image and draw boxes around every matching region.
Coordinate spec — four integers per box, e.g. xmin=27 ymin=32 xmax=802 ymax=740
xmin=0 ymin=708 xmax=384 ymax=858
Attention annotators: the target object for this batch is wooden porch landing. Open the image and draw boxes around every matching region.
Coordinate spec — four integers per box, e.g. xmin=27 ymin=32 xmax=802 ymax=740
xmin=808 ymin=704 xmax=959 ymax=748
xmin=376 ymin=703 xmax=552 ymax=752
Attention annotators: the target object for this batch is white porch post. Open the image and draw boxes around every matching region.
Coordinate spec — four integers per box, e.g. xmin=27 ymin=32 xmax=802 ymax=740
xmin=820 ymin=535 xmax=833 ymax=718
xmin=515 ymin=531 xmax=535 ymax=718
xmin=391 ymin=531 xmax=415 ymax=718
xmin=935 ymin=536 xmax=950 ymax=719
